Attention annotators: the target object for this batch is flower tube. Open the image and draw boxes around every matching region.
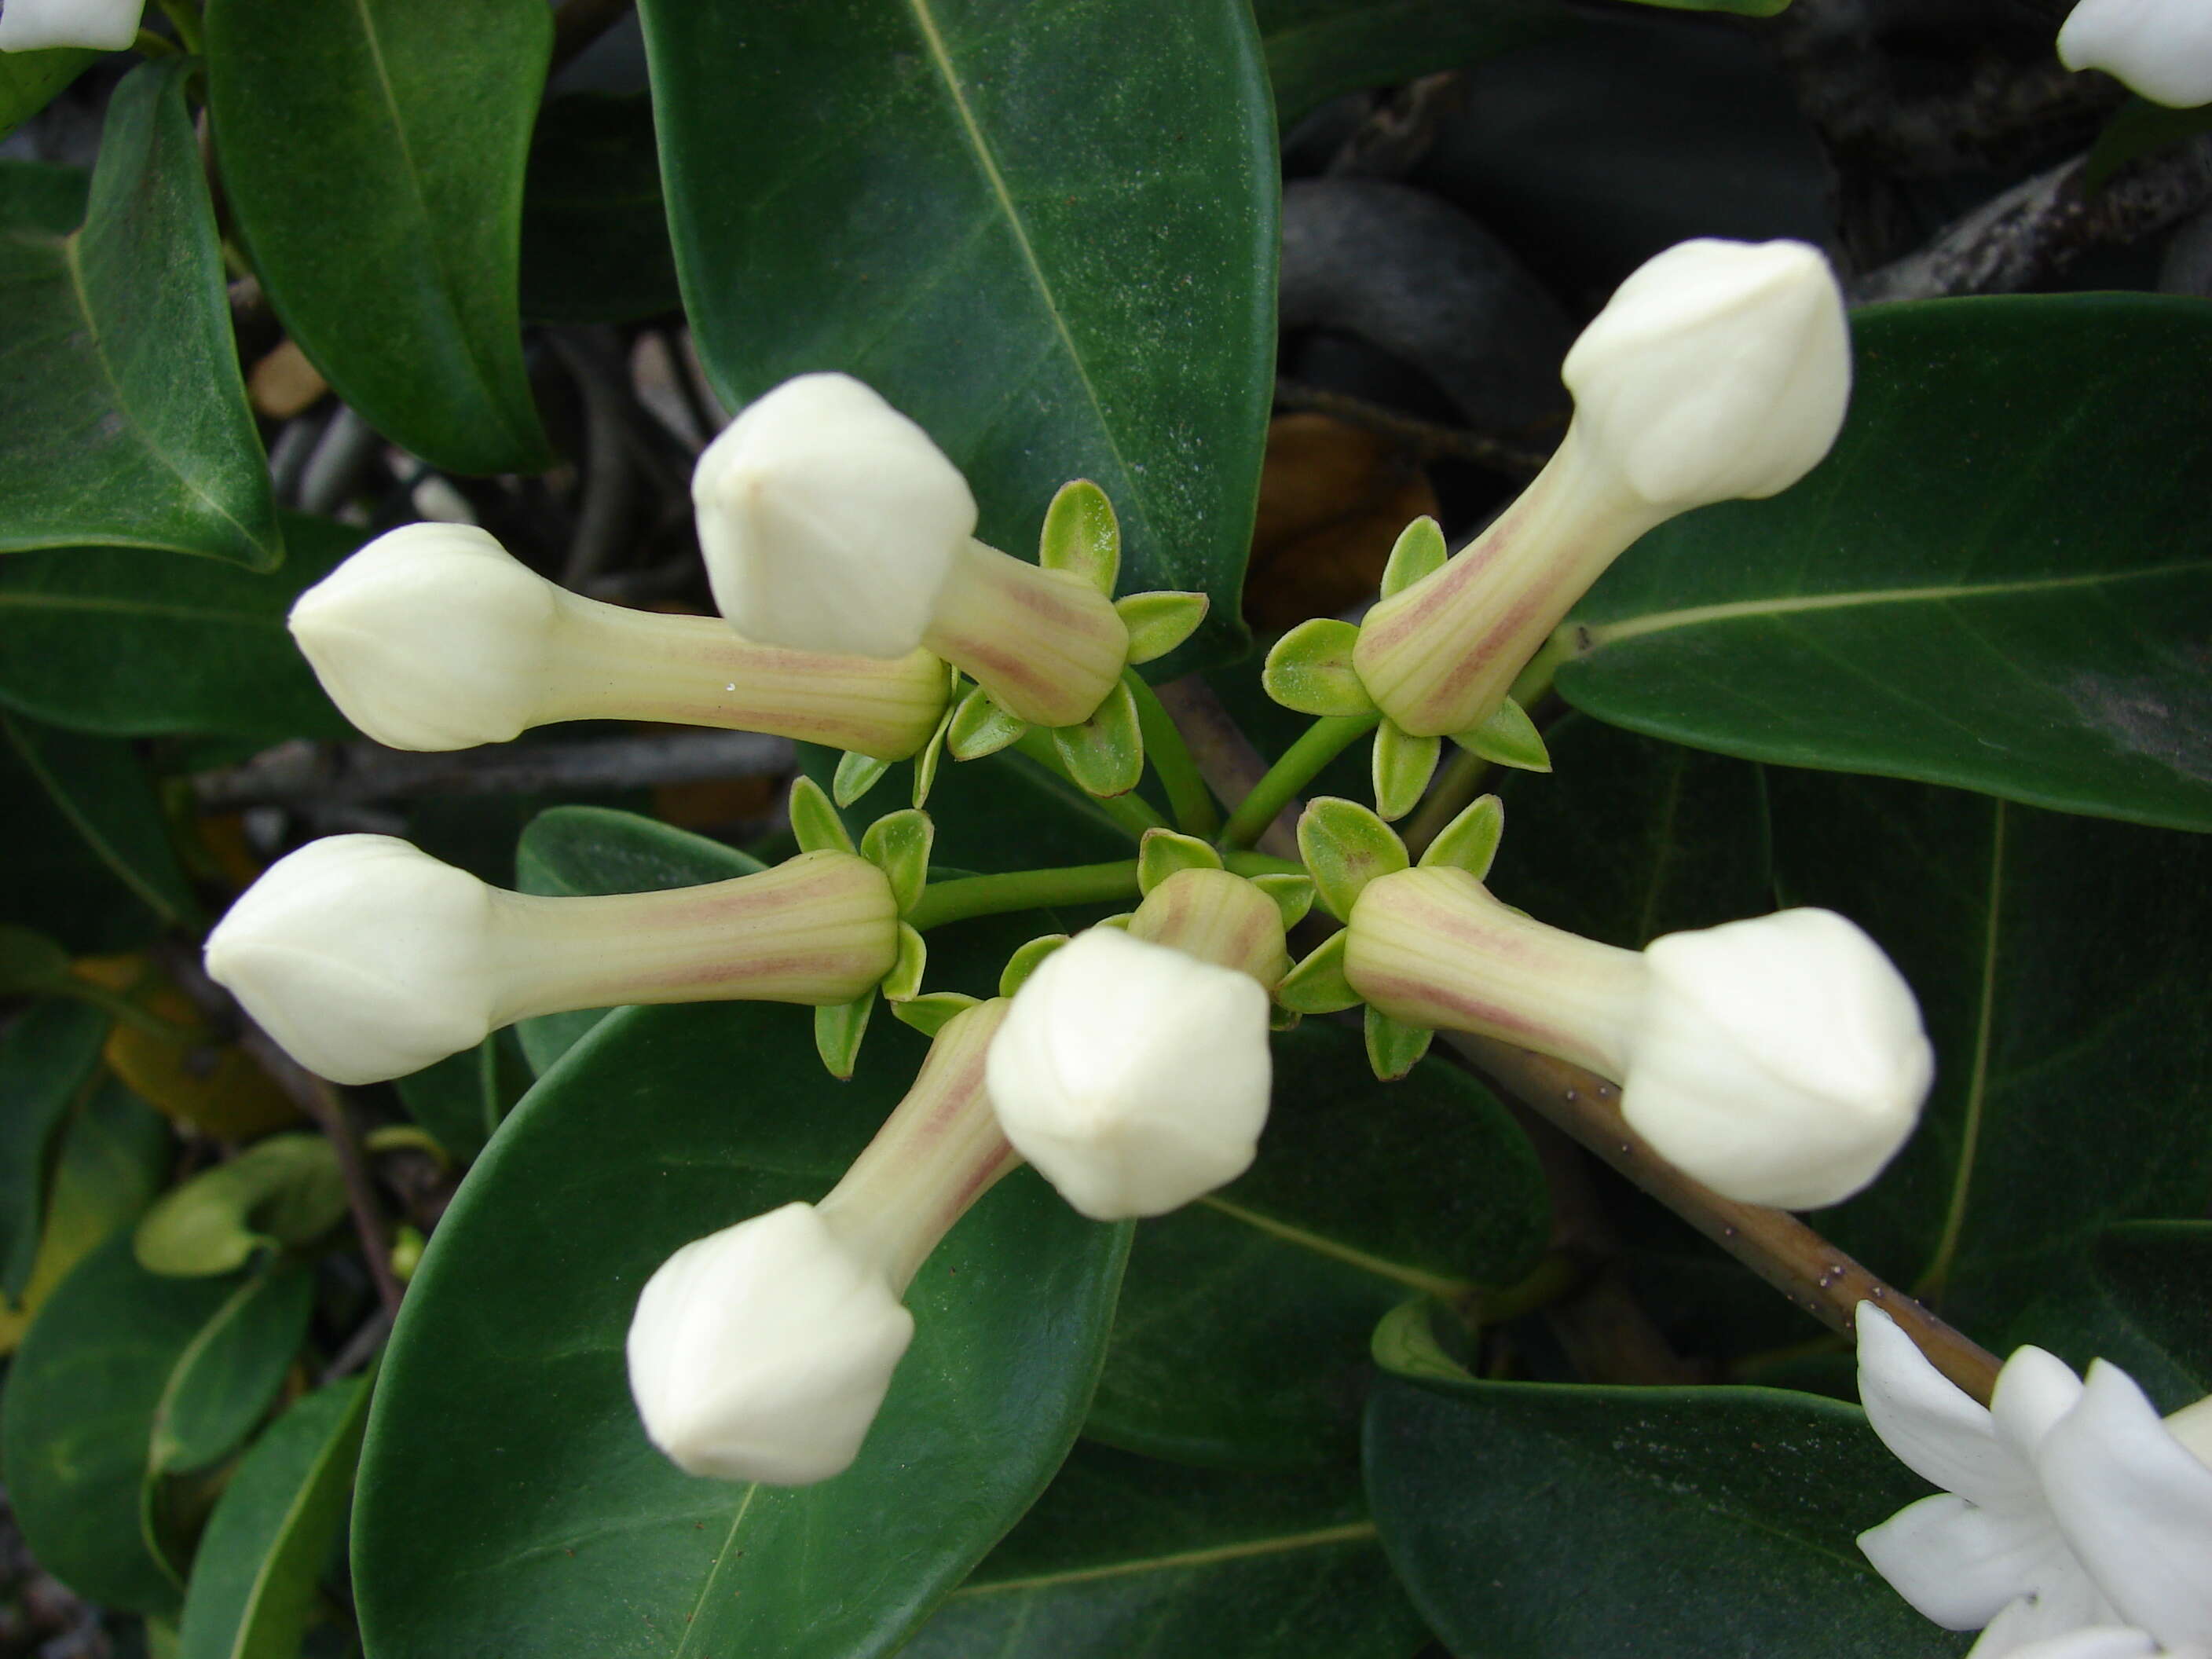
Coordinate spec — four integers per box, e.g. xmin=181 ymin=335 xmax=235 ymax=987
xmin=627 ymin=998 xmax=1020 ymax=1484
xmin=0 ymin=0 xmax=143 ymax=51
xmin=290 ymin=523 xmax=948 ymax=760
xmin=1351 ymin=238 xmax=1850 ymax=740
xmin=204 ymin=834 xmax=899 ymax=1084
xmin=692 ymin=373 xmax=1130 ymax=727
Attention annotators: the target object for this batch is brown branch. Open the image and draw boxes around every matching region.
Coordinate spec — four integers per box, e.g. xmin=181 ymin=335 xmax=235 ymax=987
xmin=1442 ymin=1031 xmax=2005 ymax=1404
xmin=1153 ymin=675 xmax=1301 ymax=860
xmin=1274 ymin=379 xmax=1553 ymax=477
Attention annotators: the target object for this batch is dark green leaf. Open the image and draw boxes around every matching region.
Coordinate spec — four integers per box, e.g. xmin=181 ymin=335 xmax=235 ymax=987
xmin=135 ymin=1136 xmax=346 ymax=1278
xmin=0 ymin=515 xmax=362 ymax=741
xmin=2083 ymin=97 xmax=2212 ymax=191
xmin=1559 ymin=297 xmax=2212 ymax=831
xmin=0 ymin=998 xmax=108 ymax=1296
xmin=511 ymin=805 xmax=764 ymax=1071
xmin=2007 ymin=1221 xmax=2212 ymax=1415
xmin=352 ymin=994 xmax=1130 ymax=1658
xmin=906 ymin=1444 xmax=1427 ymax=1657
xmin=0 ymin=47 xmax=96 ymax=144
xmin=0 ymin=709 xmax=200 ymax=949
xmin=1089 ymin=1022 xmax=1547 ymax=1466
xmin=206 ymin=0 xmax=555 ymax=475
xmin=521 ymin=92 xmax=679 ymax=324
xmin=392 ymin=1029 xmax=531 ymax=1163
xmin=177 ymin=1376 xmax=374 ymax=1659
xmin=1365 ymin=1364 xmax=1962 ymax=1658
xmin=0 ymin=156 xmax=89 ymax=233
xmin=0 ymin=1239 xmax=295 ymax=1613
xmin=0 ymin=60 xmax=280 ymax=567
xmin=642 ymin=0 xmax=1276 ymax=670
xmin=1256 ymin=0 xmax=1568 ymax=124
xmin=150 ymin=1260 xmax=315 ymax=1474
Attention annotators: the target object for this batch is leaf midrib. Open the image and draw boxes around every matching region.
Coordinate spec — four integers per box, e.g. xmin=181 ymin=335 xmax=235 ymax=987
xmin=953 ymin=1520 xmax=1377 ymax=1597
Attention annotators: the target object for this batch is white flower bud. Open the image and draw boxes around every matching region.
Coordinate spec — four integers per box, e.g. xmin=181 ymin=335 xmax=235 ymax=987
xmin=0 ymin=0 xmax=142 ymax=51
xmin=1561 ymin=238 xmax=1850 ymax=510
xmin=987 ymin=927 xmax=1273 ymax=1220
xmin=1624 ymin=910 xmax=1933 ymax=1210
xmin=693 ymin=373 xmax=976 ymax=659
xmin=626 ymin=1202 xmax=914 ymax=1485
xmin=204 ymin=835 xmax=496 ymax=1086
xmin=2058 ymin=0 xmax=2212 ymax=109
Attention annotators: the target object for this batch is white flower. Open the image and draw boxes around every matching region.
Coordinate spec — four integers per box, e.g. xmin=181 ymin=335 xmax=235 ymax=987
xmin=1561 ymin=237 xmax=1851 ymax=509
xmin=2009 ymin=1632 xmax=2207 ymax=1659
xmin=693 ymin=373 xmax=976 ymax=659
xmin=1856 ymin=1302 xmax=2212 ymax=1657
xmin=986 ymin=927 xmax=1273 ymax=1220
xmin=0 ymin=0 xmax=143 ymax=52
xmin=626 ymin=1202 xmax=914 ymax=1485
xmin=2058 ymin=0 xmax=2212 ymax=109
xmin=1623 ymin=909 xmax=1934 ymax=1210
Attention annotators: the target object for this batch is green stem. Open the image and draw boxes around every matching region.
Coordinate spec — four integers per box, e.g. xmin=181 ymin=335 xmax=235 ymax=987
xmin=1218 ymin=712 xmax=1380 ymax=849
xmin=1126 ymin=670 xmax=1220 ymax=839
xmin=133 ymin=27 xmax=181 ymax=56
xmin=908 ymin=851 xmax=1302 ymax=933
xmin=1507 ymin=626 xmax=1579 ymax=711
xmin=1013 ymin=728 xmax=1168 ymax=840
xmin=152 ymin=0 xmax=204 ymax=55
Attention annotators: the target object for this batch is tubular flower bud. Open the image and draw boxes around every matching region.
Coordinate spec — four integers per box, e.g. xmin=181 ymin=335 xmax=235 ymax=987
xmin=2058 ymin=0 xmax=2212 ymax=108
xmin=205 ymin=835 xmax=899 ymax=1084
xmin=290 ymin=522 xmax=947 ymax=760
xmin=1125 ymin=867 xmax=1291 ymax=990
xmin=987 ymin=925 xmax=1273 ymax=1221
xmin=1342 ymin=869 xmax=1931 ymax=1209
xmin=0 ymin=0 xmax=142 ymax=50
xmin=693 ymin=374 xmax=1128 ymax=728
xmin=1855 ymin=1303 xmax=2212 ymax=1656
xmin=1353 ymin=239 xmax=1848 ymax=738
xmin=629 ymin=1000 xmax=1019 ymax=1485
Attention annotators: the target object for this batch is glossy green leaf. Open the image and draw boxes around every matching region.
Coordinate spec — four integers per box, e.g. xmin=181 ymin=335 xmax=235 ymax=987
xmin=1296 ymin=797 xmax=1407 ymax=922
xmin=2008 ymin=1221 xmax=2212 ymax=1414
xmin=1053 ymin=676 xmax=1145 ymax=798
xmin=149 ymin=1261 xmax=315 ymax=1475
xmin=352 ymin=993 xmax=1130 ymax=1658
xmin=134 ymin=1136 xmax=346 ymax=1277
xmin=0 ymin=709 xmax=200 ymax=950
xmin=0 ymin=60 xmax=280 ymax=568
xmin=0 ymin=998 xmax=108 ymax=1296
xmin=1255 ymin=0 xmax=1568 ymax=123
xmin=177 ymin=1376 xmax=373 ymax=1659
xmin=206 ymin=0 xmax=554 ymax=476
xmin=393 ymin=1030 xmax=530 ymax=1163
xmin=511 ymin=806 xmax=763 ymax=1072
xmin=0 ymin=156 xmax=87 ymax=234
xmin=643 ymin=0 xmax=1276 ymax=670
xmin=1559 ymin=297 xmax=2212 ymax=831
xmin=1365 ymin=1366 xmax=1957 ymax=1659
xmin=1 ymin=1240 xmax=302 ymax=1613
xmin=519 ymin=92 xmax=680 ymax=325
xmin=1264 ymin=618 xmax=1375 ymax=719
xmin=1369 ymin=723 xmax=1438 ymax=822
xmin=906 ymin=1445 xmax=1427 ymax=1657
xmin=0 ymin=46 xmax=95 ymax=143
xmin=0 ymin=515 xmax=362 ymax=741
xmin=1088 ymin=1022 xmax=1545 ymax=1466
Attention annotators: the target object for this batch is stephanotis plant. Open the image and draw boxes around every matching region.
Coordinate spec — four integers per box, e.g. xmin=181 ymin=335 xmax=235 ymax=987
xmin=0 ymin=2 xmax=2207 ymax=1657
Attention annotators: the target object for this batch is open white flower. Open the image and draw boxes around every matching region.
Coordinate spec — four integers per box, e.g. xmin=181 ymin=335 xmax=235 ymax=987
xmin=0 ymin=0 xmax=143 ymax=52
xmin=2057 ymin=0 xmax=2212 ymax=109
xmin=1856 ymin=1302 xmax=2212 ymax=1657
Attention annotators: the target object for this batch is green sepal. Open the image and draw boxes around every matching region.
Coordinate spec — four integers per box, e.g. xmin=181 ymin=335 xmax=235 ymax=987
xmin=814 ymin=991 xmax=875 ymax=1081
xmin=1094 ymin=913 xmax=1134 ymax=931
xmin=910 ymin=665 xmax=961 ymax=807
xmin=1051 ymin=677 xmax=1144 ymax=797
xmin=881 ymin=923 xmax=928 ymax=1002
xmin=833 ymin=750 xmax=891 ymax=809
xmin=1420 ymin=793 xmax=1506 ymax=881
xmin=1273 ymin=931 xmax=1361 ymax=1015
xmin=1372 ymin=1297 xmax=1477 ymax=1384
xmin=859 ymin=808 xmax=934 ymax=914
xmin=1249 ymin=872 xmax=1316 ymax=929
xmin=789 ymin=775 xmax=855 ymax=855
xmin=891 ymin=991 xmax=981 ymax=1037
xmin=1116 ymin=591 xmax=1210 ymax=665
xmin=1297 ymin=796 xmax=1409 ymax=922
xmin=1262 ymin=617 xmax=1375 ymax=718
xmin=1136 ymin=827 xmax=1222 ymax=895
xmin=1373 ymin=720 xmax=1441 ymax=822
xmin=998 ymin=934 xmax=1071 ymax=998
xmin=1269 ymin=1005 xmax=1302 ymax=1033
xmin=1379 ymin=515 xmax=1448 ymax=599
xmin=1450 ymin=697 xmax=1551 ymax=774
xmin=134 ymin=1134 xmax=346 ymax=1277
xmin=947 ymin=683 xmax=1030 ymax=761
xmin=1038 ymin=478 xmax=1121 ymax=595
xmin=1365 ymin=1005 xmax=1434 ymax=1082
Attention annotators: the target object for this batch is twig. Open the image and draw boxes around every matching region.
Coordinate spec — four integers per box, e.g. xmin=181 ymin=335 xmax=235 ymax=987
xmin=297 ymin=406 xmax=383 ymax=516
xmin=549 ymin=331 xmax=640 ymax=587
xmin=1153 ymin=675 xmax=1301 ymax=860
xmin=1851 ymin=136 xmax=2212 ymax=303
xmin=192 ymin=731 xmax=793 ymax=813
xmin=1325 ymin=72 xmax=1467 ymax=181
xmin=1441 ymin=1031 xmax=2005 ymax=1404
xmin=318 ymin=1305 xmax=396 ymax=1385
xmin=1275 ymin=379 xmax=1552 ymax=477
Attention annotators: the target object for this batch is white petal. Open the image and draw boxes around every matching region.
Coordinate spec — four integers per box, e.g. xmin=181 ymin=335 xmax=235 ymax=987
xmin=1994 ymin=1346 xmax=2089 ymax=1463
xmin=1860 ymin=1493 xmax=2082 ymax=1630
xmin=1858 ymin=1303 xmax=2038 ymax=1507
xmin=2000 ymin=1629 xmax=2161 ymax=1659
xmin=2056 ymin=0 xmax=2212 ymax=108
xmin=2039 ymin=1362 xmax=2212 ymax=1647
xmin=0 ymin=0 xmax=142 ymax=51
